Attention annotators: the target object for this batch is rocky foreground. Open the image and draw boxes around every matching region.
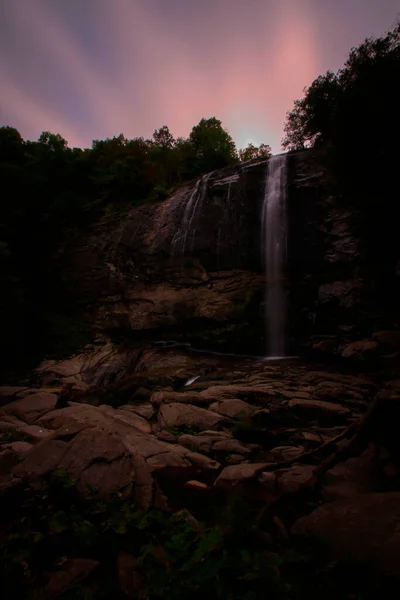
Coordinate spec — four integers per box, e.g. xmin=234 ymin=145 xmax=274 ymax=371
xmin=1 ymin=343 xmax=400 ymax=597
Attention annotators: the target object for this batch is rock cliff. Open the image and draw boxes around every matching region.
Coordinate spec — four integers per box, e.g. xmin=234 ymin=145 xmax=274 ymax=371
xmin=64 ymin=146 xmax=394 ymax=357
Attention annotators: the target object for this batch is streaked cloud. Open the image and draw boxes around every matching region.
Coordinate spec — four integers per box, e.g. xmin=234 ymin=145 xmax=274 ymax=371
xmin=0 ymin=0 xmax=398 ymax=152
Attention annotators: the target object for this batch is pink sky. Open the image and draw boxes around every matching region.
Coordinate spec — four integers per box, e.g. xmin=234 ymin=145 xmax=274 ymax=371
xmin=0 ymin=0 xmax=398 ymax=153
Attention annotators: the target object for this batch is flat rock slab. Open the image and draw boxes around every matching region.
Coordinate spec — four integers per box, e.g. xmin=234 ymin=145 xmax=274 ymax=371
xmin=1 ymin=393 xmax=58 ymax=424
xmin=292 ymin=492 xmax=400 ymax=575
xmin=209 ymin=399 xmax=255 ymax=418
xmin=158 ymin=402 xmax=229 ymax=431
xmin=214 ymin=463 xmax=269 ymax=488
xmin=199 ymin=385 xmax=273 ymax=404
xmin=151 ymin=391 xmax=208 ymax=406
xmin=0 ymin=387 xmax=29 ymax=404
xmin=12 ymin=402 xmax=220 ymax=506
xmin=288 ymin=399 xmax=350 ymax=418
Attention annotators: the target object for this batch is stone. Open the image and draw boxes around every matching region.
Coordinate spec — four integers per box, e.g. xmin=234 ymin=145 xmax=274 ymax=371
xmin=0 ymin=415 xmax=28 ymax=432
xmin=210 ymin=399 xmax=255 ymax=419
xmin=341 ymin=340 xmax=378 ymax=360
xmin=5 ymin=441 xmax=33 ymax=458
xmin=226 ymin=454 xmax=246 ymax=465
xmin=317 ymin=279 xmax=363 ymax=309
xmin=120 ymin=402 xmax=154 ymax=420
xmin=158 ymin=402 xmax=229 ymax=431
xmin=268 ymin=446 xmax=304 ymax=461
xmin=291 ymin=492 xmax=400 ymax=574
xmin=184 ymin=479 xmax=209 ymax=491
xmin=16 ymin=424 xmax=52 ymax=442
xmin=155 ymin=430 xmax=177 ymax=443
xmin=312 ymin=381 xmax=364 ymax=404
xmin=151 ymin=390 xmax=207 ymax=406
xmin=0 ymin=386 xmax=29 ymax=404
xmin=99 ymin=405 xmax=152 ymax=434
xmin=322 ymin=449 xmax=382 ymax=501
xmin=1 ymin=393 xmax=58 ymax=424
xmin=214 ymin=463 xmax=268 ymax=488
xmin=301 ymin=431 xmax=323 ymax=443
xmin=288 ymin=399 xmax=350 ymax=419
xmin=199 ymin=385 xmax=272 ymax=404
xmin=258 ymin=471 xmax=277 ymax=489
xmin=277 ymin=464 xmax=315 ymax=494
xmin=44 ymin=558 xmax=99 ymax=598
xmin=178 ymin=433 xmax=214 ymax=454
xmin=212 ymin=439 xmax=252 ymax=455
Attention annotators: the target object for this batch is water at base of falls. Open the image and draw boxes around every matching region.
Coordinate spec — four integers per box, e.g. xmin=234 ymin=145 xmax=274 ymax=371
xmin=261 ymin=154 xmax=288 ymax=358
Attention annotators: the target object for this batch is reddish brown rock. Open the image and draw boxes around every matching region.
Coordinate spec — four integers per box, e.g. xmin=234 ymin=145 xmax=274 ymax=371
xmin=292 ymin=492 xmax=400 ymax=574
xmin=158 ymin=402 xmax=229 ymax=431
xmin=1 ymin=393 xmax=58 ymax=424
xmin=44 ymin=558 xmax=99 ymax=598
xmin=214 ymin=463 xmax=268 ymax=488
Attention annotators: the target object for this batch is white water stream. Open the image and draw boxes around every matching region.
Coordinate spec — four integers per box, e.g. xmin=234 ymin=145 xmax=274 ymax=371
xmin=261 ymin=154 xmax=288 ymax=358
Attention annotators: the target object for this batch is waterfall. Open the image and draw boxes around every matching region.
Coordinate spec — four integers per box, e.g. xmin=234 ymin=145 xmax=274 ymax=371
xmin=261 ymin=154 xmax=288 ymax=358
xmin=171 ymin=172 xmax=212 ymax=256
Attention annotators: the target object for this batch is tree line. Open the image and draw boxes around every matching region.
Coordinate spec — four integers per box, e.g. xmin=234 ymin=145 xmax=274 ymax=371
xmin=282 ymin=22 xmax=400 ymax=311
xmin=0 ymin=118 xmax=270 ymax=375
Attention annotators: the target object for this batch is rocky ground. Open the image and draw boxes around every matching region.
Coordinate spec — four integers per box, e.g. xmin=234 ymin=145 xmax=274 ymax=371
xmin=1 ymin=342 xmax=400 ymax=597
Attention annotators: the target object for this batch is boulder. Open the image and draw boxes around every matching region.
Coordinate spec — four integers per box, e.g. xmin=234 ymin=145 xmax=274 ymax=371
xmin=209 ymin=399 xmax=255 ymax=418
xmin=276 ymin=464 xmax=315 ymax=494
xmin=15 ymin=424 xmax=52 ymax=442
xmin=292 ymin=492 xmax=400 ymax=575
xmin=12 ymin=402 xmax=220 ymax=507
xmin=1 ymin=393 xmax=58 ymax=424
xmin=212 ymin=439 xmax=252 ymax=456
xmin=151 ymin=390 xmax=207 ymax=406
xmin=158 ymin=402 xmax=229 ymax=431
xmin=44 ymin=558 xmax=99 ymax=598
xmin=321 ymin=448 xmax=383 ymax=501
xmin=341 ymin=340 xmax=378 ymax=360
xmin=288 ymin=399 xmax=350 ymax=420
xmin=199 ymin=385 xmax=272 ymax=404
xmin=268 ymin=446 xmax=304 ymax=462
xmin=120 ymin=403 xmax=154 ymax=420
xmin=214 ymin=463 xmax=268 ymax=488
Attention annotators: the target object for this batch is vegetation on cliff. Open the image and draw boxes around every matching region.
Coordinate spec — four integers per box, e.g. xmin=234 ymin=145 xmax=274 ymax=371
xmin=283 ymin=23 xmax=400 ymax=299
xmin=0 ymin=118 xmax=267 ymax=375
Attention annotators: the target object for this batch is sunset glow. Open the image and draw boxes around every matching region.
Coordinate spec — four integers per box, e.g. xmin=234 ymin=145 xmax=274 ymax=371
xmin=0 ymin=0 xmax=398 ymax=152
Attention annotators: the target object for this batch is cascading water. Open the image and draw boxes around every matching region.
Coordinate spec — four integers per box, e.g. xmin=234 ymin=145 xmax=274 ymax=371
xmin=261 ymin=154 xmax=288 ymax=358
xmin=171 ymin=172 xmax=213 ymax=255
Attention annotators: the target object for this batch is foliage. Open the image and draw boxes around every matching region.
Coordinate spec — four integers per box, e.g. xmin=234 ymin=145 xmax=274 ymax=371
xmin=239 ymin=143 xmax=272 ymax=162
xmin=189 ymin=117 xmax=239 ymax=174
xmin=282 ymin=24 xmax=400 ymax=152
xmin=0 ymin=115 xmax=263 ymax=375
xmin=0 ymin=469 xmax=389 ymax=599
xmin=282 ymin=22 xmax=400 ymax=298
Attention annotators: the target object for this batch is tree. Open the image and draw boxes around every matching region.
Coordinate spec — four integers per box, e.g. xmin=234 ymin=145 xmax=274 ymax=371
xmin=189 ymin=117 xmax=238 ymax=174
xmin=239 ymin=143 xmax=272 ymax=162
xmin=282 ymin=24 xmax=399 ymax=151
xmin=0 ymin=126 xmax=24 ymax=163
xmin=38 ymin=131 xmax=68 ymax=152
xmin=152 ymin=125 xmax=175 ymax=149
xmin=282 ymin=22 xmax=400 ymax=302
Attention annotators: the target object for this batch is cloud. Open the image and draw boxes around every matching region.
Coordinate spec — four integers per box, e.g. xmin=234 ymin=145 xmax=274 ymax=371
xmin=0 ymin=0 xmax=397 ymax=152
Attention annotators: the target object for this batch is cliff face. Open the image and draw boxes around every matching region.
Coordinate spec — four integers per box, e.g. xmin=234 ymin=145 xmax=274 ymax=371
xmin=64 ymin=147 xmax=395 ymax=353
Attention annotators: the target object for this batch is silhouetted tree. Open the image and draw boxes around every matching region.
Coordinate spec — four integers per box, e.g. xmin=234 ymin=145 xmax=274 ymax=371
xmin=239 ymin=143 xmax=272 ymax=162
xmin=189 ymin=117 xmax=238 ymax=174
